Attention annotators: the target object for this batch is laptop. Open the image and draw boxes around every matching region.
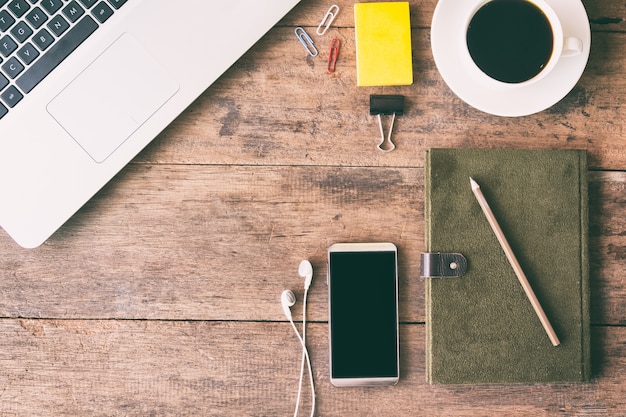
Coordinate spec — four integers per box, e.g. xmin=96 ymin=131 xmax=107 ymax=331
xmin=0 ymin=0 xmax=301 ymax=248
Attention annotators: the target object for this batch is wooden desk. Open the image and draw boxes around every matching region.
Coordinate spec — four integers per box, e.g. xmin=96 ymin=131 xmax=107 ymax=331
xmin=1 ymin=1 xmax=624 ymax=415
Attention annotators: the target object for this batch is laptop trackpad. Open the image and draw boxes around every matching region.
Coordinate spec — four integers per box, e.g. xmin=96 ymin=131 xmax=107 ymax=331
xmin=47 ymin=33 xmax=179 ymax=163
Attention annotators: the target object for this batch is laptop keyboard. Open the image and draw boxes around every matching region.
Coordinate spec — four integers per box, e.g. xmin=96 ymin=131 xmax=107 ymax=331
xmin=0 ymin=0 xmax=128 ymax=119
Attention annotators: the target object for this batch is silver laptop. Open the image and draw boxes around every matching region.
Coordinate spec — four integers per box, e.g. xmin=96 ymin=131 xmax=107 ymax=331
xmin=0 ymin=0 xmax=301 ymax=248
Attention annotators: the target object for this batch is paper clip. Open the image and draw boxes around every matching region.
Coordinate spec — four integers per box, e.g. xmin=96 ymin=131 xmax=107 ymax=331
xmin=327 ymin=38 xmax=341 ymax=73
xmin=295 ymin=27 xmax=318 ymax=57
xmin=317 ymin=4 xmax=340 ymax=36
xmin=370 ymin=95 xmax=405 ymax=153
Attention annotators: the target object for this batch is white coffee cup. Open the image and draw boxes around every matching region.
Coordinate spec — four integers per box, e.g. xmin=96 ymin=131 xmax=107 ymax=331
xmin=462 ymin=0 xmax=583 ymax=88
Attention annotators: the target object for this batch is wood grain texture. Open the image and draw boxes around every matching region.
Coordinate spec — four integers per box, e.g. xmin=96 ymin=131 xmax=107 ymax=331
xmin=0 ymin=321 xmax=624 ymax=416
xmin=0 ymin=168 xmax=623 ymax=325
xmin=1 ymin=0 xmax=625 ymax=415
xmin=0 ymin=165 xmax=423 ymax=322
xmin=132 ymin=2 xmax=626 ymax=170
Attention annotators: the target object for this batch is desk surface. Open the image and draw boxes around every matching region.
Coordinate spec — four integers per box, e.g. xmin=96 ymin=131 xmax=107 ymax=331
xmin=1 ymin=1 xmax=625 ymax=415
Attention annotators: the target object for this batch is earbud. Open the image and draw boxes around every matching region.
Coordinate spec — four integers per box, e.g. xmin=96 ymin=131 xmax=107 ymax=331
xmin=298 ymin=260 xmax=313 ymax=290
xmin=281 ymin=289 xmax=296 ymax=320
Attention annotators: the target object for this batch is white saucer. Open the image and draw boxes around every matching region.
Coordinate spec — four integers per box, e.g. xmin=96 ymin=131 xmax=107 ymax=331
xmin=431 ymin=0 xmax=591 ymax=117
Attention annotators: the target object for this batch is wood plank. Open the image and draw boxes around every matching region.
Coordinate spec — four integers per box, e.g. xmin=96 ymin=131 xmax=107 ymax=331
xmin=589 ymin=171 xmax=626 ymax=325
xmin=0 ymin=320 xmax=623 ymax=416
xmin=282 ymin=0 xmax=626 ymax=32
xmin=1 ymin=167 xmax=623 ymax=325
xmin=0 ymin=165 xmax=421 ymax=321
xmin=130 ymin=10 xmax=626 ymax=170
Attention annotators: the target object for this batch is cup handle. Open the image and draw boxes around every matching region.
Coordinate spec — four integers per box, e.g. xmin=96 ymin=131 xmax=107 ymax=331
xmin=562 ymin=37 xmax=583 ymax=58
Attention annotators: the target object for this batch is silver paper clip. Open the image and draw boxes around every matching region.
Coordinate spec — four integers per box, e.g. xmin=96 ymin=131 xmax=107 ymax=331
xmin=295 ymin=27 xmax=318 ymax=57
xmin=316 ymin=4 xmax=340 ymax=36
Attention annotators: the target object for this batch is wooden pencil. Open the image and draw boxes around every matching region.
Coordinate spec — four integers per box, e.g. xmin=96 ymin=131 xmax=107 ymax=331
xmin=470 ymin=177 xmax=560 ymax=347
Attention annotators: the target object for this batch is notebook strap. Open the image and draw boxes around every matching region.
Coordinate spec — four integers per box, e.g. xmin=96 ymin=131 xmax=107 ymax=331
xmin=420 ymin=253 xmax=467 ymax=278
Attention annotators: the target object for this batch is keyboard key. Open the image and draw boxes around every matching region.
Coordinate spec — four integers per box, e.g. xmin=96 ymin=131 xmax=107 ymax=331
xmin=25 ymin=6 xmax=48 ymax=29
xmin=106 ymin=0 xmax=127 ymax=9
xmin=32 ymin=28 xmax=54 ymax=51
xmin=0 ymin=9 xmax=16 ymax=32
xmin=47 ymin=14 xmax=69 ymax=36
xmin=79 ymin=0 xmax=98 ymax=8
xmin=0 ymin=35 xmax=18 ymax=57
xmin=41 ymin=0 xmax=64 ymax=16
xmin=2 ymin=56 xmax=24 ymax=78
xmin=63 ymin=1 xmax=85 ymax=23
xmin=17 ymin=41 xmax=39 ymax=64
xmin=8 ymin=0 xmax=30 ymax=19
xmin=91 ymin=2 xmax=113 ymax=23
xmin=11 ymin=21 xmax=33 ymax=43
xmin=0 ymin=102 xmax=8 ymax=119
xmin=17 ymin=16 xmax=98 ymax=93
xmin=1 ymin=85 xmax=23 ymax=107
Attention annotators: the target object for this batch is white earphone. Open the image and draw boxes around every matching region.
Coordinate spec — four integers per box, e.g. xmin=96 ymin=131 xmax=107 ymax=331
xmin=299 ymin=259 xmax=313 ymax=291
xmin=281 ymin=289 xmax=297 ymax=321
xmin=282 ymin=260 xmax=315 ymax=417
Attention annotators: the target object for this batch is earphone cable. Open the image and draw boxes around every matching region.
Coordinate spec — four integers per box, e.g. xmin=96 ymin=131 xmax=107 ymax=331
xmin=289 ymin=299 xmax=315 ymax=417
xmin=301 ymin=287 xmax=315 ymax=417
xmin=294 ymin=293 xmax=305 ymax=417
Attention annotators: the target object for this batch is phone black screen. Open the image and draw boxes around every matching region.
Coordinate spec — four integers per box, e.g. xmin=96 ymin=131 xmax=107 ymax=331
xmin=329 ymin=250 xmax=398 ymax=379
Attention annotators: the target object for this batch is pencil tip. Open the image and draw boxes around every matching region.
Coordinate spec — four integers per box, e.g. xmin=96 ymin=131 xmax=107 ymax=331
xmin=469 ymin=177 xmax=479 ymax=190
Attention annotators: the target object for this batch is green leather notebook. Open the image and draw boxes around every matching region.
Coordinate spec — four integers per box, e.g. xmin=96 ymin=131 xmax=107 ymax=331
xmin=424 ymin=149 xmax=590 ymax=384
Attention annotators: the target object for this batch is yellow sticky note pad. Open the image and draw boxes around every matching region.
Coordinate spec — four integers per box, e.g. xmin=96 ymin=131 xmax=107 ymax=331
xmin=355 ymin=2 xmax=413 ymax=87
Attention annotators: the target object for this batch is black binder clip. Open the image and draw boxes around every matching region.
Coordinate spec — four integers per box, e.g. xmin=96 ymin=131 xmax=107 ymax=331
xmin=370 ymin=94 xmax=404 ymax=152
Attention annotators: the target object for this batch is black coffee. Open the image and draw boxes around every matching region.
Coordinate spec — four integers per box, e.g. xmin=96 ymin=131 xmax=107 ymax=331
xmin=466 ymin=0 xmax=554 ymax=83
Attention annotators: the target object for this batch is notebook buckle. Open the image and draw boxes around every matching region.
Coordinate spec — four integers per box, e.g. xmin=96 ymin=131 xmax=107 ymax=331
xmin=420 ymin=253 xmax=467 ymax=278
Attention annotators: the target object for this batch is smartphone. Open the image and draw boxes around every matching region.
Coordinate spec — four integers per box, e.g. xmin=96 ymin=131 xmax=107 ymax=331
xmin=327 ymin=242 xmax=399 ymax=387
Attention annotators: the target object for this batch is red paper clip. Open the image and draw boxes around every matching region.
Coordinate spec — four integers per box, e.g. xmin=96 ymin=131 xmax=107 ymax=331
xmin=327 ymin=38 xmax=341 ymax=74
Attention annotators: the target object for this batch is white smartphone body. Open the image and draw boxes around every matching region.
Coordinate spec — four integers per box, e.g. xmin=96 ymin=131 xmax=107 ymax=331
xmin=327 ymin=242 xmax=400 ymax=387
